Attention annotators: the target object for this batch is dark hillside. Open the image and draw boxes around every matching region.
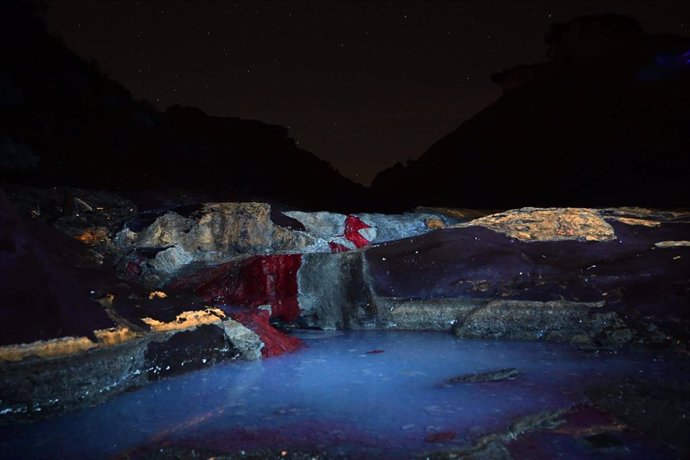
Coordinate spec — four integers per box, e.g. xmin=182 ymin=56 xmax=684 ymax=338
xmin=0 ymin=1 xmax=368 ymax=212
xmin=372 ymin=14 xmax=690 ymax=210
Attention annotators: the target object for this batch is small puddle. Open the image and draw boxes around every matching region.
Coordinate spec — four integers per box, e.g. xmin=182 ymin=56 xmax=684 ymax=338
xmin=1 ymin=331 xmax=687 ymax=459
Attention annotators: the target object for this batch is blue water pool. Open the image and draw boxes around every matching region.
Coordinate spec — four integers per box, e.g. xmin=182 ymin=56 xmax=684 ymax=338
xmin=1 ymin=331 xmax=687 ymax=459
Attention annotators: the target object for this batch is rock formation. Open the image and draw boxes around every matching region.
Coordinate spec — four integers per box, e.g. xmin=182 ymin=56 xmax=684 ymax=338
xmin=2 ymin=190 xmax=689 ymax=427
xmin=113 ymin=202 xmax=461 ymax=286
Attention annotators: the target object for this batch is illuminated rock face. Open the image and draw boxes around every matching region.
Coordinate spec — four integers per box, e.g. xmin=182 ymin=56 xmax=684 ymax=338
xmin=457 ymin=207 xmax=616 ymax=242
xmin=114 ymin=203 xmax=318 ymax=285
xmin=115 ymin=204 xmax=457 ymax=286
xmin=297 ymin=251 xmax=377 ymax=330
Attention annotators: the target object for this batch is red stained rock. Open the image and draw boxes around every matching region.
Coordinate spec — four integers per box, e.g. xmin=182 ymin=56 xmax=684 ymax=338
xmin=230 ymin=310 xmax=302 ymax=358
xmin=554 ymin=403 xmax=621 ymax=434
xmin=175 ymin=254 xmax=302 ymax=322
xmin=327 ymin=215 xmax=373 ymax=253
xmin=425 ymin=431 xmax=457 ymax=443
xmin=506 ymin=403 xmax=630 ymax=460
xmin=125 ymin=259 xmax=143 ymax=278
xmin=344 ymin=215 xmax=372 ymax=248
xmin=328 ymin=241 xmax=350 ymax=253
xmin=170 ymin=254 xmax=304 ymax=356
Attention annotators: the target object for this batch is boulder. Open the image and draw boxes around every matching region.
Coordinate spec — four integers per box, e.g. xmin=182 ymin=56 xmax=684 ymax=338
xmin=114 ymin=203 xmax=318 ymax=285
xmin=229 ymin=310 xmax=302 ymax=358
xmin=297 ymin=251 xmax=377 ymax=330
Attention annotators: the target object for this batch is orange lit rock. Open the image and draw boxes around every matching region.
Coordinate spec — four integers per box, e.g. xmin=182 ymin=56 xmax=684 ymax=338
xmin=425 ymin=217 xmax=446 ymax=230
xmin=148 ymin=290 xmax=168 ymax=300
xmin=459 ymin=207 xmax=615 ymax=242
xmin=76 ymin=227 xmax=110 ymax=245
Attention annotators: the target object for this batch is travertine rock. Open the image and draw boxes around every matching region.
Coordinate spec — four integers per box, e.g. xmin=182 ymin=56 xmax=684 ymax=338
xmin=457 ymin=207 xmax=616 ymax=242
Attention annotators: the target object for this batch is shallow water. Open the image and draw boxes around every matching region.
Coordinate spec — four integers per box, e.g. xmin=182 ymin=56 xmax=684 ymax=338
xmin=1 ymin=331 xmax=687 ymax=459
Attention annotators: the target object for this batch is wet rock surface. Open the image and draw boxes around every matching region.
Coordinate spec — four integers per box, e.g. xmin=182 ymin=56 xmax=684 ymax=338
xmin=586 ymin=378 xmax=690 ymax=450
xmin=451 ymin=299 xmax=616 ymax=343
xmin=438 ymin=368 xmax=520 ymax=386
xmin=144 ymin=324 xmax=234 ymax=380
xmin=296 ymin=251 xmax=377 ymax=330
xmin=424 ymin=395 xmax=690 ymax=459
xmin=152 ymin=203 xmax=689 ymax=347
xmin=228 ymin=310 xmax=303 ymax=358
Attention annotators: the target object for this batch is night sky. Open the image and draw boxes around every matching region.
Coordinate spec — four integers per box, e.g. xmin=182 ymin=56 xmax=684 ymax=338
xmin=46 ymin=1 xmax=689 ymax=185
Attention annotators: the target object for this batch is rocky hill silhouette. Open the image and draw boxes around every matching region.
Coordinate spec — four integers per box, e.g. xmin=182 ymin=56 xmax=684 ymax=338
xmin=372 ymin=14 xmax=690 ymax=210
xmin=0 ymin=1 xmax=368 ymax=212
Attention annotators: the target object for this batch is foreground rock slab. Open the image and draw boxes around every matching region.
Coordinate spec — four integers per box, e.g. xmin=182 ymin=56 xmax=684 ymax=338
xmin=0 ymin=314 xmax=251 ymax=422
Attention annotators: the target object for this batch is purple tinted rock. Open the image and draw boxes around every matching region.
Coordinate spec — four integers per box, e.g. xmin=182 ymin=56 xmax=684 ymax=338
xmin=0 ymin=192 xmax=114 ymax=345
xmin=365 ymin=217 xmax=690 ymax=343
